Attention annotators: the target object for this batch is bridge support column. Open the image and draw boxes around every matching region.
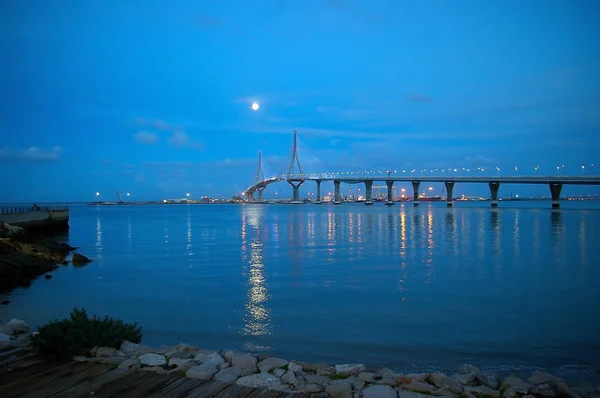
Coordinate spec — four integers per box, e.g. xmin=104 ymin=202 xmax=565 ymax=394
xmin=364 ymin=180 xmax=374 ymax=205
xmin=288 ymin=181 xmax=304 ymax=203
xmin=386 ymin=180 xmax=394 ymax=205
xmin=489 ymin=182 xmax=500 ymax=207
xmin=445 ymin=181 xmax=455 ymax=207
xmin=412 ymin=181 xmax=421 ymax=206
xmin=549 ymin=183 xmax=563 ymax=208
xmin=334 ymin=180 xmax=341 ymax=204
xmin=315 ymin=180 xmax=322 ymax=204
xmin=247 ymin=191 xmax=255 ymax=202
xmin=258 ymin=187 xmax=265 ymax=203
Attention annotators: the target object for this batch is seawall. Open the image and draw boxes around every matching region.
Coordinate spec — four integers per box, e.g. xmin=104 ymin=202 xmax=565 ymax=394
xmin=0 ymin=206 xmax=69 ymax=231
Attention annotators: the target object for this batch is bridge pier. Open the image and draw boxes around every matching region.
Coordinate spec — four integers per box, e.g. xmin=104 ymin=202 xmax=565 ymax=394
xmin=258 ymin=187 xmax=265 ymax=203
xmin=315 ymin=180 xmax=322 ymax=204
xmin=288 ymin=181 xmax=304 ymax=203
xmin=247 ymin=191 xmax=255 ymax=202
xmin=412 ymin=181 xmax=420 ymax=206
xmin=549 ymin=183 xmax=563 ymax=208
xmin=445 ymin=181 xmax=455 ymax=206
xmin=386 ymin=180 xmax=394 ymax=205
xmin=489 ymin=182 xmax=500 ymax=207
xmin=364 ymin=180 xmax=374 ymax=205
xmin=334 ymin=180 xmax=342 ymax=204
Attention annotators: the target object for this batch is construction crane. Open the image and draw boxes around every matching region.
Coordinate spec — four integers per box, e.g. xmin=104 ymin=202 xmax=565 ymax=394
xmin=115 ymin=191 xmax=130 ymax=204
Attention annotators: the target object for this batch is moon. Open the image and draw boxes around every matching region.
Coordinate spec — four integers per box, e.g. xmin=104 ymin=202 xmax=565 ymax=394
xmin=251 ymin=102 xmax=260 ymax=111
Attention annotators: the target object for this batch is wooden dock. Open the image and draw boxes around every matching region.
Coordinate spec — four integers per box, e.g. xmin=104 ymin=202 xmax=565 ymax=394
xmin=0 ymin=347 xmax=307 ymax=398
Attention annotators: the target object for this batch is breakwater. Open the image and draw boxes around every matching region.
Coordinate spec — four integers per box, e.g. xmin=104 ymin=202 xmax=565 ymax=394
xmin=0 ymin=206 xmax=69 ymax=231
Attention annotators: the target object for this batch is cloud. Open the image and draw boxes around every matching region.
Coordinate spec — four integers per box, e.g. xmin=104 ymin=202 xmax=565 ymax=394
xmin=0 ymin=146 xmax=62 ymax=163
xmin=406 ymin=94 xmax=433 ymax=103
xmin=134 ymin=130 xmax=158 ymax=145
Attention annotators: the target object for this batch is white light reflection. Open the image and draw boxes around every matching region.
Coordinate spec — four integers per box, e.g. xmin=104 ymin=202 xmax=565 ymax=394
xmin=95 ymin=212 xmax=103 ymax=260
xmin=126 ymin=216 xmax=132 ymax=258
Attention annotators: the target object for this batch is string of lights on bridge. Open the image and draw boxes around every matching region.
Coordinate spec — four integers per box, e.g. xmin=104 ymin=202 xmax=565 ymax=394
xmin=273 ymin=163 xmax=595 ymax=179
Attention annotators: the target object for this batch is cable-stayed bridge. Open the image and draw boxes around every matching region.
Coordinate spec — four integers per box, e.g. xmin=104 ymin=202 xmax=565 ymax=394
xmin=245 ymin=130 xmax=600 ymax=208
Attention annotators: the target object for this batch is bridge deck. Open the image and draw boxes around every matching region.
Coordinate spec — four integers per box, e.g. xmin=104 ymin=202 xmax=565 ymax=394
xmin=0 ymin=347 xmax=305 ymax=398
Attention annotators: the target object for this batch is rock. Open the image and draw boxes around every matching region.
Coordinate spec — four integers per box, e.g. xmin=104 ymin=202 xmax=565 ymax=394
xmin=96 ymin=347 xmax=116 ymax=357
xmin=406 ymin=373 xmax=429 ymax=383
xmin=288 ymin=362 xmax=302 ymax=372
xmin=402 ymin=382 xmax=437 ymax=394
xmin=214 ymin=366 xmax=243 ymax=383
xmin=223 ymin=350 xmax=237 ymax=362
xmin=503 ymin=386 xmax=530 ymax=398
xmin=528 ymin=371 xmax=564 ymax=386
xmin=236 ymin=373 xmax=283 ymax=389
xmin=274 ymin=368 xmax=286 ymax=377
xmin=501 ymin=377 xmax=533 ymax=392
xmin=194 ymin=351 xmax=224 ymax=366
xmin=428 ymin=373 xmax=462 ymax=392
xmin=168 ymin=357 xmax=191 ymax=368
xmin=295 ymin=361 xmax=332 ymax=373
xmin=325 ymin=380 xmax=353 ymax=398
xmin=45 ymin=274 xmax=52 ymax=279
xmin=396 ymin=375 xmax=414 ymax=385
xmin=317 ymin=366 xmax=336 ymax=376
xmin=240 ymin=366 xmax=259 ymax=377
xmin=141 ymin=366 xmax=167 ymax=374
xmin=219 ymin=362 xmax=230 ymax=370
xmin=4 ymin=319 xmax=29 ymax=335
xmin=359 ymin=372 xmax=379 ymax=383
xmin=119 ymin=340 xmax=140 ymax=355
xmin=114 ymin=350 xmax=126 ymax=357
xmin=379 ymin=368 xmax=399 ymax=379
xmin=353 ymin=381 xmax=366 ymax=391
xmin=531 ymin=383 xmax=556 ymax=398
xmin=282 ymin=370 xmax=304 ymax=387
xmin=474 ymin=372 xmax=500 ymax=390
xmin=258 ymin=357 xmax=289 ymax=369
xmin=72 ymin=253 xmax=92 ymax=265
xmin=138 ymin=353 xmax=167 ymax=367
xmin=306 ymin=374 xmax=329 ymax=384
xmin=465 ymin=385 xmax=501 ymax=397
xmin=298 ymin=384 xmax=323 ymax=393
xmin=168 ymin=361 xmax=196 ymax=376
xmin=231 ymin=354 xmax=257 ymax=368
xmin=175 ymin=342 xmax=198 ymax=352
xmin=259 ymin=365 xmax=274 ymax=373
xmin=170 ymin=350 xmax=195 ymax=359
xmin=398 ymin=391 xmax=441 ymax=398
xmin=363 ymin=385 xmax=398 ymax=398
xmin=377 ymin=376 xmax=398 ymax=387
xmin=118 ymin=359 xmax=140 ymax=370
xmin=335 ymin=364 xmax=366 ymax=377
xmin=0 ymin=333 xmax=10 ymax=343
xmin=90 ymin=346 xmax=99 ymax=356
xmin=458 ymin=364 xmax=482 ymax=374
xmin=186 ymin=363 xmax=219 ymax=380
xmin=554 ymin=382 xmax=578 ymax=398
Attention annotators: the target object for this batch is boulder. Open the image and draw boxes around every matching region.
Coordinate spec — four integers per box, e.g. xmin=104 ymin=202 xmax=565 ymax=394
xmin=406 ymin=373 xmax=429 ymax=383
xmin=96 ymin=347 xmax=116 ymax=357
xmin=325 ymin=380 xmax=353 ymax=398
xmin=281 ymin=370 xmax=303 ymax=387
xmin=398 ymin=391 xmax=442 ymax=398
xmin=465 ymin=385 xmax=501 ymax=397
xmin=219 ymin=362 xmax=230 ymax=370
xmin=170 ymin=350 xmax=196 ymax=359
xmin=118 ymin=359 xmax=140 ymax=370
xmin=4 ymin=319 xmax=29 ymax=335
xmin=317 ymin=366 xmax=336 ymax=376
xmin=298 ymin=383 xmax=323 ymax=393
xmin=168 ymin=361 xmax=196 ymax=376
xmin=175 ymin=342 xmax=198 ymax=352
xmin=335 ymin=364 xmax=366 ymax=377
xmin=114 ymin=350 xmax=126 ymax=357
xmin=501 ymin=377 xmax=533 ymax=392
xmin=258 ymin=357 xmax=289 ymax=369
xmin=194 ymin=351 xmax=224 ymax=366
xmin=363 ymin=385 xmax=398 ymax=398
xmin=458 ymin=364 xmax=482 ymax=374
xmin=274 ymin=368 xmax=286 ymax=377
xmin=288 ymin=362 xmax=302 ymax=372
xmin=72 ymin=253 xmax=92 ymax=265
xmin=402 ymin=382 xmax=437 ymax=394
xmin=236 ymin=373 xmax=283 ymax=389
xmin=259 ymin=365 xmax=274 ymax=373
xmin=294 ymin=361 xmax=331 ymax=373
xmin=377 ymin=376 xmax=398 ymax=387
xmin=231 ymin=354 xmax=257 ymax=368
xmin=359 ymin=372 xmax=379 ymax=383
xmin=503 ymin=386 xmax=531 ymax=398
xmin=168 ymin=357 xmax=191 ymax=368
xmin=138 ymin=353 xmax=166 ymax=367
xmin=223 ymin=350 xmax=237 ymax=362
xmin=428 ymin=373 xmax=463 ymax=392
xmin=527 ymin=372 xmax=564 ymax=386
xmin=186 ymin=363 xmax=218 ymax=380
xmin=530 ymin=383 xmax=556 ymax=398
xmin=214 ymin=366 xmax=243 ymax=383
xmin=353 ymin=381 xmax=366 ymax=391
xmin=305 ymin=374 xmax=328 ymax=384
xmin=119 ymin=340 xmax=140 ymax=355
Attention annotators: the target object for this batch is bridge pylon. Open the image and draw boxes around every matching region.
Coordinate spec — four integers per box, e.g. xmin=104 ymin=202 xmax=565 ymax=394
xmin=255 ymin=151 xmax=265 ymax=184
xmin=286 ymin=129 xmax=305 ymax=203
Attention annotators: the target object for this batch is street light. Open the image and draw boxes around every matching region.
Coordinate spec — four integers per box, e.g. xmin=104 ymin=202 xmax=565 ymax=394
xmin=96 ymin=192 xmax=100 ymax=196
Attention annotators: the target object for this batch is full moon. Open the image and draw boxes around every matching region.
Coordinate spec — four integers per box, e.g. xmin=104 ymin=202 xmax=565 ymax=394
xmin=251 ymin=102 xmax=260 ymax=111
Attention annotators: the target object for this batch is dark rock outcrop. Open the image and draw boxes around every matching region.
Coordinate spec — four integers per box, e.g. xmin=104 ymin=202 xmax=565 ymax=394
xmin=72 ymin=253 xmax=92 ymax=266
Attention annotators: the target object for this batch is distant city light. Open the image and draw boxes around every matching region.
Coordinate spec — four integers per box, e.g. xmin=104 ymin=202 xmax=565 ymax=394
xmin=186 ymin=193 xmax=190 ymax=197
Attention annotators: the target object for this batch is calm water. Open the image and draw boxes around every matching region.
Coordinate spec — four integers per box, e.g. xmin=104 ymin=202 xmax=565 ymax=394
xmin=2 ymin=201 xmax=600 ymax=375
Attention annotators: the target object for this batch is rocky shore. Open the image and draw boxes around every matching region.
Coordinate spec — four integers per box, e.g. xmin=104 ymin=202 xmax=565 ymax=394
xmin=0 ymin=221 xmax=90 ymax=293
xmin=1 ymin=318 xmax=599 ymax=398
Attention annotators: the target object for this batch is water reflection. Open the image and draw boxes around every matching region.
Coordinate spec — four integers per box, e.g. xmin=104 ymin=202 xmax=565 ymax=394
xmin=95 ymin=213 xmax=103 ymax=259
xmin=127 ymin=216 xmax=132 ymax=258
xmin=241 ymin=207 xmax=272 ymax=351
xmin=490 ymin=210 xmax=501 ymax=257
xmin=550 ymin=210 xmax=563 ymax=259
xmin=579 ymin=216 xmax=587 ymax=267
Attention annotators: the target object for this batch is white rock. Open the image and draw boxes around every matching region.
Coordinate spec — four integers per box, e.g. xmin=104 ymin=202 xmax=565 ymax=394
xmin=138 ymin=353 xmax=166 ymax=367
xmin=219 ymin=362 xmax=230 ymax=370
xmin=274 ymin=368 xmax=286 ymax=377
xmin=96 ymin=347 xmax=116 ymax=357
xmin=465 ymin=385 xmax=501 ymax=397
xmin=402 ymin=382 xmax=437 ymax=394
xmin=240 ymin=367 xmax=259 ymax=376
xmin=214 ymin=366 xmax=243 ymax=383
xmin=223 ymin=350 xmax=237 ymax=362
xmin=281 ymin=370 xmax=303 ymax=387
xmin=194 ymin=351 xmax=224 ymax=366
xmin=335 ymin=363 xmax=366 ymax=376
xmin=503 ymin=386 xmax=530 ymax=398
xmin=259 ymin=365 xmax=274 ymax=373
xmin=231 ymin=354 xmax=257 ymax=368
xmin=359 ymin=372 xmax=379 ymax=383
xmin=428 ymin=373 xmax=462 ymax=393
xmin=376 ymin=376 xmax=398 ymax=387
xmin=288 ymin=361 xmax=302 ymax=372
xmin=186 ymin=363 xmax=218 ymax=380
xmin=118 ymin=359 xmax=140 ymax=370
xmin=326 ymin=380 xmax=353 ymax=398
xmin=119 ymin=340 xmax=139 ymax=355
xmin=5 ymin=319 xmax=29 ymax=335
xmin=258 ymin=357 xmax=289 ymax=369
xmin=168 ymin=357 xmax=191 ymax=367
xmin=363 ymin=385 xmax=398 ymax=398
xmin=236 ymin=373 xmax=283 ymax=389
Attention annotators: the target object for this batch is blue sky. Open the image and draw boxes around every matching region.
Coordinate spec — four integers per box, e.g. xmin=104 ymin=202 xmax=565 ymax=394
xmin=1 ymin=0 xmax=599 ymax=202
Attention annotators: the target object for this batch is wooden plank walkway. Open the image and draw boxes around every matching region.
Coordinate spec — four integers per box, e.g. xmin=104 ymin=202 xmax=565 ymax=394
xmin=0 ymin=347 xmax=307 ymax=398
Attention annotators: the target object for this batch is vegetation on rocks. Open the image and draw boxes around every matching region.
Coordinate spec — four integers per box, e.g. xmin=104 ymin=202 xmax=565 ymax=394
xmin=31 ymin=307 xmax=143 ymax=359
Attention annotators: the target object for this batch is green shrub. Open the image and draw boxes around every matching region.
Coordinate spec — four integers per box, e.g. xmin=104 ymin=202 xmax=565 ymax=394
xmin=31 ymin=307 xmax=142 ymax=359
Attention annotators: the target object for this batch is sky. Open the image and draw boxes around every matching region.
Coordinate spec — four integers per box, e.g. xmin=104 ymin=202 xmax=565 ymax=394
xmin=1 ymin=0 xmax=599 ymax=202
